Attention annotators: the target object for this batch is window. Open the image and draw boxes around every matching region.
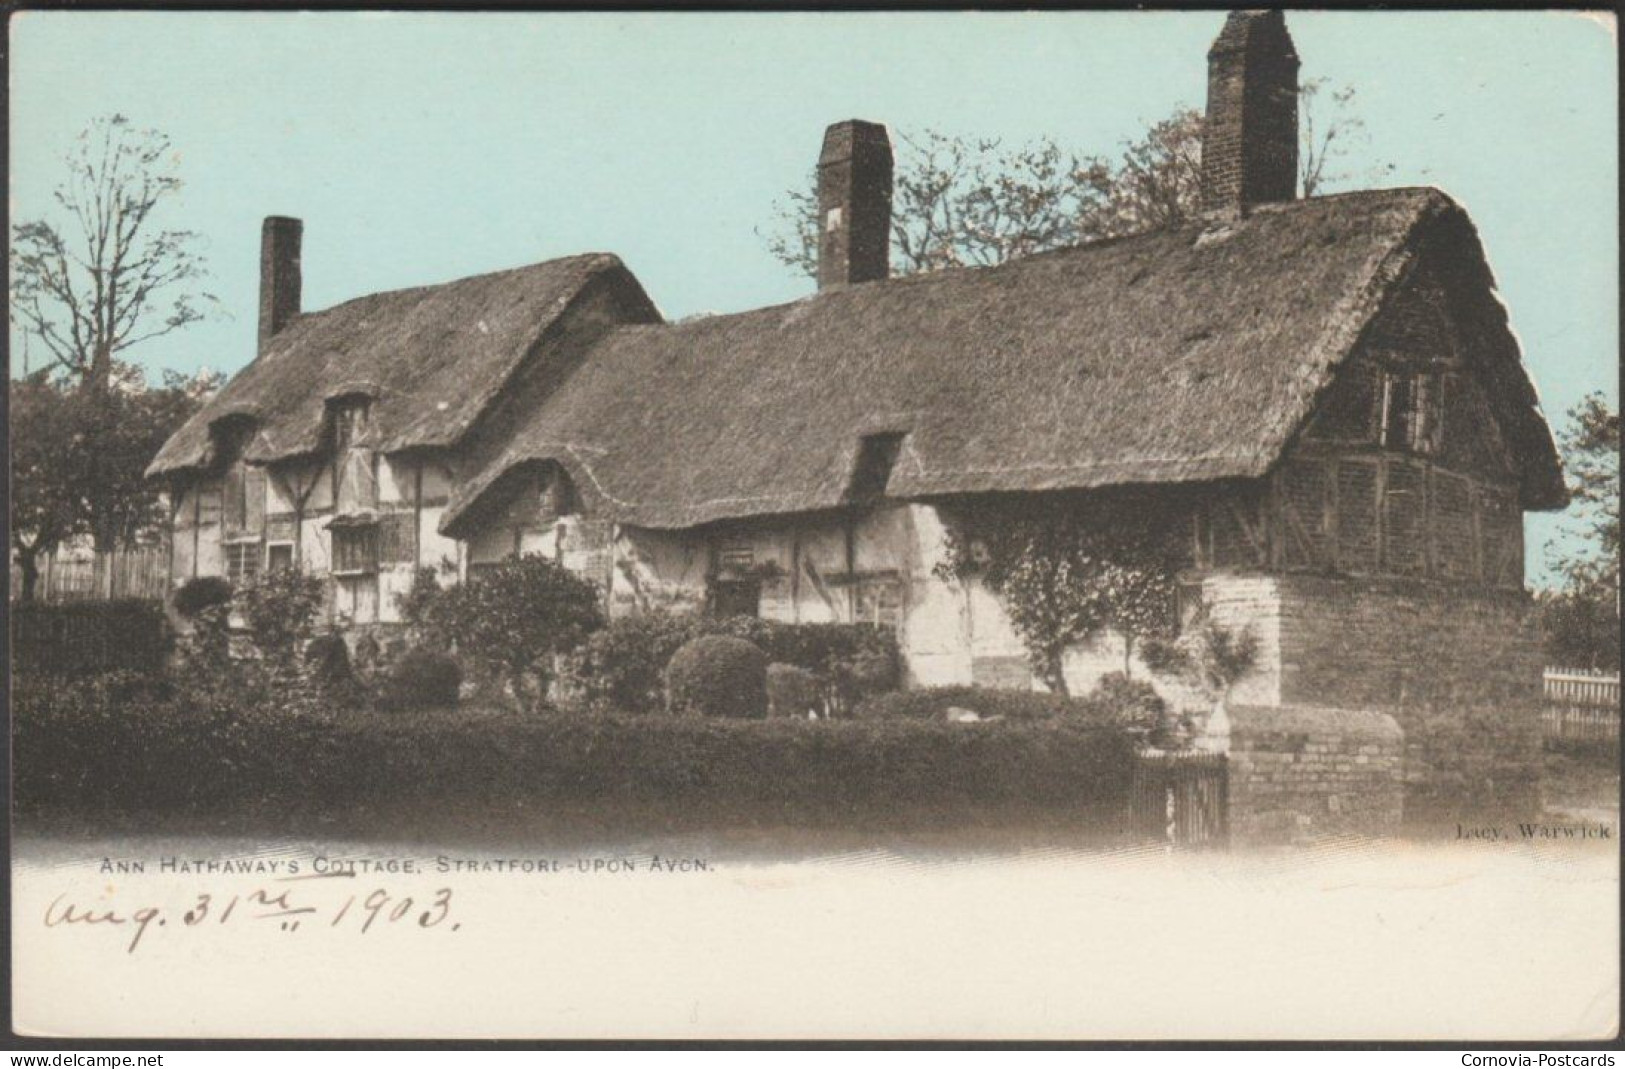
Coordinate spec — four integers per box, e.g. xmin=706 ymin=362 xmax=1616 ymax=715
xmin=718 ymin=543 xmax=755 ymax=571
xmin=225 ymin=541 xmax=261 ymax=585
xmin=851 ymin=574 xmax=904 ymax=630
xmin=266 ymin=543 xmax=295 ymax=572
xmin=377 ymin=512 xmax=417 ymax=564
xmin=332 ymin=523 xmax=379 ymax=574
xmin=1380 ymin=371 xmax=1442 ymax=454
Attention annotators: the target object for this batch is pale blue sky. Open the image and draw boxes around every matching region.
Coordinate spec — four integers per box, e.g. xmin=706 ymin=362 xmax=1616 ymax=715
xmin=9 ymin=10 xmax=1617 ymax=584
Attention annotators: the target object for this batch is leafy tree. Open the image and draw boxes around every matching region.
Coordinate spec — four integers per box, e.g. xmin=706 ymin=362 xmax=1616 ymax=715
xmin=87 ymin=366 xmax=224 ymax=551
xmin=416 ymin=555 xmax=605 ymax=712
xmin=9 ymin=373 xmax=86 ymax=601
xmin=762 ymin=82 xmax=1387 ymax=279
xmin=1542 ymin=392 xmax=1620 ymax=670
xmin=1538 ymin=589 xmax=1620 ymax=673
xmin=7 ymin=365 xmax=218 ymax=590
xmin=1551 ymin=392 xmax=1620 ymax=598
xmin=936 ymin=494 xmax=1187 ymax=695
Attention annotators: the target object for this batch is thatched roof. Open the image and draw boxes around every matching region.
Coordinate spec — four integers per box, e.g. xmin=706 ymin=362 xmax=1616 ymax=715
xmin=147 ymin=254 xmax=649 ymax=477
xmin=443 ymin=187 xmax=1565 ymax=534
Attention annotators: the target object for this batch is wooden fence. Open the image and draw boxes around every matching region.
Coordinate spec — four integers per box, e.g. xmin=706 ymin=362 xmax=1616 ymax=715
xmin=1542 ymin=668 xmax=1620 ymax=754
xmin=1129 ymin=750 xmax=1229 ymax=850
xmin=10 ymin=547 xmax=169 ymax=603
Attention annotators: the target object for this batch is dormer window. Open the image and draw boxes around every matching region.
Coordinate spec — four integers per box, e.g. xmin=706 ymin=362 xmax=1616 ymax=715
xmin=211 ymin=416 xmax=265 ymax=541
xmin=329 ymin=396 xmax=377 ymax=514
xmin=846 ymin=432 xmax=906 ymax=503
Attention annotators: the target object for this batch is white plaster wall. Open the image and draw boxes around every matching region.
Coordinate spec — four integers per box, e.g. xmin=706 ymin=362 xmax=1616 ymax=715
xmin=419 ymin=504 xmax=461 ymax=576
xmin=610 ymin=526 xmax=709 ymax=614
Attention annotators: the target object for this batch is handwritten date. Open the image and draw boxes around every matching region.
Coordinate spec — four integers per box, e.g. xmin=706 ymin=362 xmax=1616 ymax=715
xmin=44 ymin=881 xmax=457 ymax=954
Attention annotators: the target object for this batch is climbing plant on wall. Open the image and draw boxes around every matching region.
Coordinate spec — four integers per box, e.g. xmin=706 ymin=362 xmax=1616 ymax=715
xmin=936 ymin=493 xmax=1189 ymax=695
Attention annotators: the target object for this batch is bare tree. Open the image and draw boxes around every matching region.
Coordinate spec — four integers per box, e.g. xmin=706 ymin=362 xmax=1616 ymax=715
xmin=11 ymin=115 xmax=219 ymax=553
xmin=11 ymin=114 xmax=217 ymax=395
xmin=762 ymin=82 xmax=1387 ymax=280
xmin=1300 ymin=78 xmax=1394 ymax=197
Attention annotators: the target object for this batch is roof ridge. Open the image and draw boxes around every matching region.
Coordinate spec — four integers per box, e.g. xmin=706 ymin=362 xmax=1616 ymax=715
xmin=284 ymin=251 xmax=623 ymax=326
xmin=598 ymin=187 xmax=1449 ymax=341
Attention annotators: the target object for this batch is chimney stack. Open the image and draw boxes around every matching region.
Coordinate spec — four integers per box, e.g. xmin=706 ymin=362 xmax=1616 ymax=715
xmin=817 ymin=120 xmax=893 ymax=290
xmin=258 ymin=216 xmax=303 ymax=353
xmin=1200 ymin=10 xmax=1299 ymax=219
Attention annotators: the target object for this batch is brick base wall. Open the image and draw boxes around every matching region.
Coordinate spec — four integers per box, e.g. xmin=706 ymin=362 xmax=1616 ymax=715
xmin=1273 ymin=575 xmax=1543 ymax=822
xmin=1226 ymin=705 xmax=1404 ymax=844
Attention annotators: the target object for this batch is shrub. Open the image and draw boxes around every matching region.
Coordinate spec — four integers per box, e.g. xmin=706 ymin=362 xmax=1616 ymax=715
xmin=569 ymin=614 xmax=900 ymax=716
xmin=10 ymin=599 xmax=172 ymax=678
xmin=414 ymin=554 xmax=604 ymax=712
xmin=1087 ymin=672 xmax=1167 ymax=745
xmin=397 ymin=566 xmax=444 ymax=642
xmin=766 ymin=663 xmax=822 ymax=718
xmin=1139 ymin=615 xmax=1257 ymax=700
xmin=172 ymin=576 xmax=233 ymax=618
xmin=572 ymin=610 xmax=702 ymax=714
xmin=236 ymin=569 xmax=324 ymax=668
xmin=665 ymin=635 xmax=768 ymax=718
xmin=305 ymin=633 xmax=355 ymax=690
xmin=377 ymin=647 xmax=464 ymax=711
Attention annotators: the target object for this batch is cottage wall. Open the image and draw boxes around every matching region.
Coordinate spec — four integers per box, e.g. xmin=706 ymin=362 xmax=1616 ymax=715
xmin=1139 ymin=571 xmax=1543 ymax=821
xmin=603 ymin=505 xmax=968 ymax=687
xmin=1273 ymin=575 xmax=1542 ymax=820
xmin=167 ymin=451 xmax=463 ymax=629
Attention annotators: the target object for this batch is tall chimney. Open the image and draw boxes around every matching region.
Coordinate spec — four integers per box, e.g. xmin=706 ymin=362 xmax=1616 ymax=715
xmin=817 ymin=120 xmax=893 ymax=290
xmin=1200 ymin=10 xmax=1299 ymax=218
xmin=258 ymin=215 xmax=303 ymax=353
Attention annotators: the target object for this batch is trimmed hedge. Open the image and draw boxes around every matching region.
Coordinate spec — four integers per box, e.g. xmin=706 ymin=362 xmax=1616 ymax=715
xmin=11 ymin=599 xmax=172 ymax=678
xmin=855 ymin=685 xmax=1079 ymax=721
xmin=854 ymin=684 xmax=1160 ymax=741
xmin=14 ymin=680 xmax=1137 ymax=829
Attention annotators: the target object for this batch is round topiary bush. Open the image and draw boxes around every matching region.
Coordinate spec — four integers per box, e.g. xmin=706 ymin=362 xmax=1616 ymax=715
xmin=173 ymin=576 xmax=233 ymax=618
xmin=766 ymin=662 xmax=822 ymax=719
xmin=665 ymin=635 xmax=768 ymax=718
xmin=377 ymin=647 xmax=463 ymax=712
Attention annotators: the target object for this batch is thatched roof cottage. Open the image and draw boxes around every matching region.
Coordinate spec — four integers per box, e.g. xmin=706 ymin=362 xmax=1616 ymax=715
xmin=150 ymin=11 xmax=1565 ymax=817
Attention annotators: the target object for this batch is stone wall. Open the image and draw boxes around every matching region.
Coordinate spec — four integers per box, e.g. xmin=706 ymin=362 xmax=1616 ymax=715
xmin=1227 ymin=704 xmax=1404 ymax=845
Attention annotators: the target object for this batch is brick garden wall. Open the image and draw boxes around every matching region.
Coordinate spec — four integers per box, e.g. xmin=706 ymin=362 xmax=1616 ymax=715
xmin=1227 ymin=704 xmax=1404 ymax=845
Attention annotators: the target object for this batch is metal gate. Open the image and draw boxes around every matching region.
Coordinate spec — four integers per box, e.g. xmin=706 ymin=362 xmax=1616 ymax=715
xmin=1130 ymin=751 xmax=1229 ymax=849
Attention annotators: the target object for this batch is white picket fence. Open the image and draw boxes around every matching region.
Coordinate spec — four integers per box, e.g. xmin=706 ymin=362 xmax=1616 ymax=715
xmin=1542 ymin=668 xmax=1621 ymax=751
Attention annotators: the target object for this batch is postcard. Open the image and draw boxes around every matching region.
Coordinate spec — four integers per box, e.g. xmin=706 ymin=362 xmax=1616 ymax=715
xmin=8 ymin=8 xmax=1619 ymax=1043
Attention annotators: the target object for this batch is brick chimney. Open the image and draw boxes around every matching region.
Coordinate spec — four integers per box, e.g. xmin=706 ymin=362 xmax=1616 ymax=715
xmin=817 ymin=120 xmax=893 ymax=290
xmin=1200 ymin=10 xmax=1299 ymax=218
xmin=258 ymin=215 xmax=303 ymax=353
